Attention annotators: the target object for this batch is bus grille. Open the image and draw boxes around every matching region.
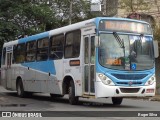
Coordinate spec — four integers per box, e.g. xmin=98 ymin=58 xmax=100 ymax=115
xmin=116 ymin=82 xmax=142 ymax=85
xmin=120 ymin=88 xmax=140 ymax=93
xmin=111 ymin=74 xmax=147 ymax=80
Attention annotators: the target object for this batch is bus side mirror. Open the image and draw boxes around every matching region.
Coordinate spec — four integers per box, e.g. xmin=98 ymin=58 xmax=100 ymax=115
xmin=95 ymin=36 xmax=100 ymax=47
xmin=153 ymin=40 xmax=159 ymax=58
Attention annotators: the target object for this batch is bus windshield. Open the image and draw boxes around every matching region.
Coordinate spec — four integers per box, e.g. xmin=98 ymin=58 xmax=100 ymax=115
xmin=99 ymin=33 xmax=154 ymax=71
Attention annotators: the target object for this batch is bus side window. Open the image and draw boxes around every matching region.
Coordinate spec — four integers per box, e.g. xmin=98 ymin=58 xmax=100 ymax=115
xmin=37 ymin=37 xmax=49 ymax=61
xmin=50 ymin=34 xmax=64 ymax=60
xmin=15 ymin=43 xmax=25 ymax=63
xmin=2 ymin=47 xmax=6 ymax=65
xmin=12 ymin=45 xmax=17 ymax=64
xmin=64 ymin=30 xmax=81 ymax=58
xmin=26 ymin=41 xmax=36 ymax=62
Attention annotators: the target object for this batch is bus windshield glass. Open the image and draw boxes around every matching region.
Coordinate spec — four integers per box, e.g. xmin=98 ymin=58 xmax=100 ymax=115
xmin=99 ymin=33 xmax=154 ymax=70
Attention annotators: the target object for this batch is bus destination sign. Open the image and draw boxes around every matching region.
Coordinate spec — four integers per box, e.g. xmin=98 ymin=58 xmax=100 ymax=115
xmin=99 ymin=20 xmax=152 ymax=34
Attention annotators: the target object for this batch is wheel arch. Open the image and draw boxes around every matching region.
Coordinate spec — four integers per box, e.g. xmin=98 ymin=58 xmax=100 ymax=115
xmin=16 ymin=76 xmax=23 ymax=88
xmin=62 ymin=75 xmax=75 ymax=95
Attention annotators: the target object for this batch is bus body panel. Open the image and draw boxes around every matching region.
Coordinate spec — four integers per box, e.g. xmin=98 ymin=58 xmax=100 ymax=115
xmin=95 ymin=79 xmax=156 ymax=98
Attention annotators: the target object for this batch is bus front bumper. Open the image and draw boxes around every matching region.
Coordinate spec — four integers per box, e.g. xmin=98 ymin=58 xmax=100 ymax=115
xmin=95 ymin=81 xmax=156 ymax=98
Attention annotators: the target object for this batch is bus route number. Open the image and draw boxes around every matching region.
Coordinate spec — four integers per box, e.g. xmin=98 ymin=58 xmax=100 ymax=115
xmin=106 ymin=59 xmax=122 ymax=66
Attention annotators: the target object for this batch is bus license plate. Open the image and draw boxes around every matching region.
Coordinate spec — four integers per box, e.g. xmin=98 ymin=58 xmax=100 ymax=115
xmin=146 ymin=89 xmax=154 ymax=93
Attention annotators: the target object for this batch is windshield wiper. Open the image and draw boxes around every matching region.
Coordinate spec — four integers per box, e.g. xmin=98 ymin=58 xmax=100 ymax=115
xmin=113 ymin=32 xmax=126 ymax=69
xmin=113 ymin=32 xmax=125 ymax=48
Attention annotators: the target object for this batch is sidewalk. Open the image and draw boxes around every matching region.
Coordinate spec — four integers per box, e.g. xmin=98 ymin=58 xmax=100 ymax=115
xmin=0 ymin=85 xmax=16 ymax=92
xmin=149 ymin=94 xmax=160 ymax=101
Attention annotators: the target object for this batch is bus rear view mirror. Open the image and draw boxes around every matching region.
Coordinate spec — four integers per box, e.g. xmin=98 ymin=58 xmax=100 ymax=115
xmin=153 ymin=40 xmax=159 ymax=58
xmin=95 ymin=36 xmax=100 ymax=47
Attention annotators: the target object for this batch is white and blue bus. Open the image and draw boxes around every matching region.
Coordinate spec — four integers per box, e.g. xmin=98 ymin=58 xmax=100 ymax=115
xmin=0 ymin=17 xmax=158 ymax=105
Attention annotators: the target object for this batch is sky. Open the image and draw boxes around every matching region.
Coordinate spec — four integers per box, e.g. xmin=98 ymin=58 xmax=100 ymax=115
xmin=91 ymin=0 xmax=101 ymax=3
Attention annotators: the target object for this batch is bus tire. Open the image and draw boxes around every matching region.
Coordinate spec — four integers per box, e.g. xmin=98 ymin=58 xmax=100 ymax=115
xmin=26 ymin=92 xmax=33 ymax=97
xmin=50 ymin=93 xmax=64 ymax=98
xmin=16 ymin=79 xmax=26 ymax=98
xmin=68 ymin=80 xmax=79 ymax=105
xmin=112 ymin=97 xmax=123 ymax=105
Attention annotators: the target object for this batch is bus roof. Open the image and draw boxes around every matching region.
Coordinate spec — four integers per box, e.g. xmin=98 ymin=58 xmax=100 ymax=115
xmin=3 ymin=17 xmax=150 ymax=48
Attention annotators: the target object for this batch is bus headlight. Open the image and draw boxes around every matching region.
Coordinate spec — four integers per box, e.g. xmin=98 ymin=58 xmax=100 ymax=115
xmin=98 ymin=73 xmax=115 ymax=85
xmin=145 ymin=74 xmax=156 ymax=86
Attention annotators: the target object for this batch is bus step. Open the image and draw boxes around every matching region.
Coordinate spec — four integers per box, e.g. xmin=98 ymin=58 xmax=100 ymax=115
xmin=82 ymin=94 xmax=95 ymax=98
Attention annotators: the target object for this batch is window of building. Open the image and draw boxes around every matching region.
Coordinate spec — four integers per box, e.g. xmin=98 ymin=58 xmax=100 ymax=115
xmin=64 ymin=30 xmax=81 ymax=58
xmin=26 ymin=41 xmax=36 ymax=62
xmin=14 ymin=43 xmax=25 ymax=63
xmin=37 ymin=38 xmax=49 ymax=61
xmin=50 ymin=34 xmax=64 ymax=59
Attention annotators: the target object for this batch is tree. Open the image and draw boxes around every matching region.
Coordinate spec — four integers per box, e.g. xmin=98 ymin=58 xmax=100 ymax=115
xmin=0 ymin=0 xmax=56 ymax=49
xmin=0 ymin=0 xmax=95 ymax=51
xmin=51 ymin=0 xmax=96 ymax=26
xmin=119 ymin=0 xmax=151 ymax=14
xmin=153 ymin=24 xmax=160 ymax=41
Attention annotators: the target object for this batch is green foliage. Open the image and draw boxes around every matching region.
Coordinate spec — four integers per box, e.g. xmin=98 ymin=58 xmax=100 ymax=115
xmin=0 ymin=0 xmax=95 ymax=52
xmin=51 ymin=0 xmax=96 ymax=26
xmin=0 ymin=0 xmax=56 ymax=41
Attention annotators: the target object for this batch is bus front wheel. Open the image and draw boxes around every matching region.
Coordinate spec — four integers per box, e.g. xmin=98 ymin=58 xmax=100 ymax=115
xmin=112 ymin=97 xmax=123 ymax=105
xmin=16 ymin=80 xmax=26 ymax=98
xmin=68 ymin=80 xmax=79 ymax=105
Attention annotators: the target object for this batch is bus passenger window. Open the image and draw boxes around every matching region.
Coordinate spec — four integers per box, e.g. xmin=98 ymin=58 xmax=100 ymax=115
xmin=50 ymin=34 xmax=64 ymax=60
xmin=2 ymin=47 xmax=6 ymax=65
xmin=26 ymin=41 xmax=36 ymax=62
xmin=65 ymin=30 xmax=81 ymax=58
xmin=15 ymin=44 xmax=25 ymax=63
xmin=37 ymin=38 xmax=49 ymax=61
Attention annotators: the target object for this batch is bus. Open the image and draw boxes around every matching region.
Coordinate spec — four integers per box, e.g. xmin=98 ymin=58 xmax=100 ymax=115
xmin=0 ymin=17 xmax=158 ymax=105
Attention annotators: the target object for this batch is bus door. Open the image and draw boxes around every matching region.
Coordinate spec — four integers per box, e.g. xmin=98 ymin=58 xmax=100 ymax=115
xmin=6 ymin=51 xmax=13 ymax=89
xmin=83 ymin=35 xmax=95 ymax=95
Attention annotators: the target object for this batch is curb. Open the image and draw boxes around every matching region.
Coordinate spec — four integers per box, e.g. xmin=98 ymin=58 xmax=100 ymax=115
xmin=149 ymin=96 xmax=160 ymax=101
xmin=126 ymin=95 xmax=160 ymax=101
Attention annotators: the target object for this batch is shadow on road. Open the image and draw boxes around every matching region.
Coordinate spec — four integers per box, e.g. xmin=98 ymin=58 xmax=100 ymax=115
xmin=1 ymin=92 xmax=144 ymax=109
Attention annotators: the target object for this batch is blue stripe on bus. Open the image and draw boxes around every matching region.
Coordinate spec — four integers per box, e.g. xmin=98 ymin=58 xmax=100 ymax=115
xmin=21 ymin=60 xmax=56 ymax=75
xmin=18 ymin=32 xmax=49 ymax=44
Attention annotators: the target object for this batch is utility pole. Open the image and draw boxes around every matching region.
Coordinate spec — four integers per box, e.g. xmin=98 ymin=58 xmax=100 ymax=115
xmin=69 ymin=0 xmax=73 ymax=24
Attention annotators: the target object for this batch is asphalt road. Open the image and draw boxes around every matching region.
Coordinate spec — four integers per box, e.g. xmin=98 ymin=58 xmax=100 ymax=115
xmin=0 ymin=86 xmax=160 ymax=120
